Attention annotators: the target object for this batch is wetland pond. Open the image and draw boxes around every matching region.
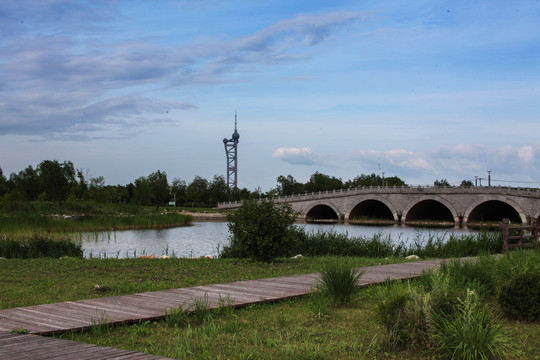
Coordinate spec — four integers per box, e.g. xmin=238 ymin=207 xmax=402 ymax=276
xmin=79 ymin=221 xmax=478 ymax=259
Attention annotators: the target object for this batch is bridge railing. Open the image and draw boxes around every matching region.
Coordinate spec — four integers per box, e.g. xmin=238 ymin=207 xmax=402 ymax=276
xmin=501 ymin=218 xmax=539 ymax=253
xmin=217 ymin=185 xmax=540 ymax=209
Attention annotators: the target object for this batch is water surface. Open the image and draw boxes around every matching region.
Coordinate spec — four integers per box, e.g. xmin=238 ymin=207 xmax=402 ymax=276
xmin=80 ymin=222 xmax=477 ymax=259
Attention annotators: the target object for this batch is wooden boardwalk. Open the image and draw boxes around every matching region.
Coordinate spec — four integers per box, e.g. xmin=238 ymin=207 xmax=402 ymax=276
xmin=0 ymin=330 xmax=172 ymax=359
xmin=0 ymin=259 xmax=442 ymax=359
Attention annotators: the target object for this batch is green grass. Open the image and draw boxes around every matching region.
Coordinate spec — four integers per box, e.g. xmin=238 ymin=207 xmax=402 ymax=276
xmin=2 ymin=254 xmax=539 ymax=359
xmin=0 ymin=256 xmax=397 ymax=309
xmin=56 ymin=284 xmax=540 ymax=360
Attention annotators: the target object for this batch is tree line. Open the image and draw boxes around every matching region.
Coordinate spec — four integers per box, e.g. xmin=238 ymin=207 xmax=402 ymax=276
xmin=0 ymin=160 xmax=253 ymax=209
xmin=0 ymin=160 xmax=472 ymax=209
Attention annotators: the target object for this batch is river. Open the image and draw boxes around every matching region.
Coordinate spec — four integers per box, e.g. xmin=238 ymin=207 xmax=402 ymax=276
xmin=79 ymin=222 xmax=477 ymax=259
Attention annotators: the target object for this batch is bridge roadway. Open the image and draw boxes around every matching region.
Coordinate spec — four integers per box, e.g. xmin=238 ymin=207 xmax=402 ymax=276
xmin=218 ymin=186 xmax=540 ymax=226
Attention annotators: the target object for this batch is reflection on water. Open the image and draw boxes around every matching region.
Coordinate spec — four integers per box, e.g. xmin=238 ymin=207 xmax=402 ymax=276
xmin=80 ymin=222 xmax=477 ymax=259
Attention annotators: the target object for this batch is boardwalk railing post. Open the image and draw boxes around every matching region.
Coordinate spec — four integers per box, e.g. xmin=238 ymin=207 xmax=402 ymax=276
xmin=502 ymin=218 xmax=509 ymax=253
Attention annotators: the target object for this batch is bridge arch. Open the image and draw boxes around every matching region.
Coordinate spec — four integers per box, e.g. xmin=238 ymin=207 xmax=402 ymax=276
xmin=464 ymin=197 xmax=526 ymax=224
xmin=305 ymin=202 xmax=340 ymax=222
xmin=402 ymin=195 xmax=459 ymax=225
xmin=346 ymin=196 xmax=398 ymax=222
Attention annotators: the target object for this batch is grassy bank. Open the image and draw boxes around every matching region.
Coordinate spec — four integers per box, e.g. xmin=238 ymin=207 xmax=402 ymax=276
xmin=0 ymin=200 xmax=194 ymax=234
xmin=48 ymin=252 xmax=539 ymax=360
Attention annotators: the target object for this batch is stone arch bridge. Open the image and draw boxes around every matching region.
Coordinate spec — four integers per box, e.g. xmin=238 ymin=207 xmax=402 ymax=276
xmin=218 ymin=186 xmax=540 ymax=226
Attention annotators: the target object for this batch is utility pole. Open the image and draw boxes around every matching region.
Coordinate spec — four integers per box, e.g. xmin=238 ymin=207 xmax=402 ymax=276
xmin=474 ymin=176 xmax=478 ymax=187
xmin=487 ymin=171 xmax=491 ymax=187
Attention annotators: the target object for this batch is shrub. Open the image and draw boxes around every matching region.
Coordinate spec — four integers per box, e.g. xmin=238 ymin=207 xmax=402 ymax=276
xmin=497 ymin=271 xmax=540 ymax=321
xmin=430 ymin=289 xmax=514 ymax=359
xmin=221 ymin=199 xmax=297 ymax=262
xmin=420 ymin=270 xmax=463 ymax=320
xmin=317 ymin=258 xmax=364 ymax=304
xmin=496 ymin=249 xmax=540 ymax=284
xmin=437 ymin=256 xmax=498 ymax=299
xmin=372 ymin=280 xmax=430 ymax=349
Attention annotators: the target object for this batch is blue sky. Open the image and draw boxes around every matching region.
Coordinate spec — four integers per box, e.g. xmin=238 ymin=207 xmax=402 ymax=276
xmin=1 ymin=0 xmax=539 ymax=190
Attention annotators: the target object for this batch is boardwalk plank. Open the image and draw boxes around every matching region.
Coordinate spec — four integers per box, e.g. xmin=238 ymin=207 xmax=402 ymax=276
xmin=0 ymin=311 xmax=66 ymax=333
xmin=105 ymin=294 xmax=192 ymax=313
xmin=210 ymin=283 xmax=306 ymax=299
xmin=6 ymin=307 xmax=90 ymax=329
xmin=0 ymin=331 xmax=171 ymax=360
xmin=195 ymin=285 xmax=283 ymax=304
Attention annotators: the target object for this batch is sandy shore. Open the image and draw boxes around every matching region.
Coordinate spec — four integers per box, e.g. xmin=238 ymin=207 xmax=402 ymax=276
xmin=180 ymin=211 xmax=228 ymax=221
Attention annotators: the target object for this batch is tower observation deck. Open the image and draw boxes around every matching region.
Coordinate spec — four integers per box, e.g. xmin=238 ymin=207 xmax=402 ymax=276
xmin=223 ymin=113 xmax=240 ymax=189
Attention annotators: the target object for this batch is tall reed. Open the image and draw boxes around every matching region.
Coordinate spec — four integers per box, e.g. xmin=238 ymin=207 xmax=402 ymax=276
xmin=430 ymin=289 xmax=514 ymax=359
xmin=317 ymin=258 xmax=364 ymax=304
xmin=0 ymin=234 xmax=83 ymax=258
xmin=292 ymin=228 xmax=501 ymax=259
xmin=0 ymin=212 xmax=192 ymax=234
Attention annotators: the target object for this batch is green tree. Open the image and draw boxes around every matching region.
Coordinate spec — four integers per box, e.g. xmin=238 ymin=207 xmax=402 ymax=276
xmin=230 ymin=187 xmax=252 ymax=202
xmin=9 ymin=166 xmax=41 ymax=200
xmin=208 ymin=175 xmax=229 ymax=205
xmin=36 ymin=160 xmax=76 ymax=207
xmin=223 ymin=199 xmax=298 ymax=262
xmin=384 ymin=176 xmax=407 ymax=187
xmin=73 ymin=169 xmax=87 ymax=200
xmin=125 ymin=182 xmax=135 ymax=203
xmin=434 ymin=179 xmax=451 ymax=187
xmin=276 ymin=175 xmax=304 ymax=196
xmin=305 ymin=172 xmax=343 ymax=193
xmin=186 ymin=176 xmax=209 ymax=206
xmin=345 ymin=173 xmax=381 ymax=188
xmin=460 ymin=180 xmax=474 ymax=187
xmin=0 ymin=167 xmax=7 ymax=196
xmin=147 ymin=170 xmax=169 ymax=210
xmin=344 ymin=173 xmax=406 ymax=188
xmin=133 ymin=176 xmax=151 ymax=205
xmin=88 ymin=176 xmax=106 ymax=202
xmin=171 ymin=177 xmax=187 ymax=205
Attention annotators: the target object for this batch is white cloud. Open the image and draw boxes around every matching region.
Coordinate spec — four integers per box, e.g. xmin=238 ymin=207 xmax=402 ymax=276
xmin=273 ymin=147 xmax=315 ymax=165
xmin=0 ymin=8 xmax=366 ymax=139
xmin=303 ymin=144 xmax=540 ymax=186
xmin=517 ymin=146 xmax=534 ymax=164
